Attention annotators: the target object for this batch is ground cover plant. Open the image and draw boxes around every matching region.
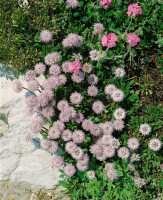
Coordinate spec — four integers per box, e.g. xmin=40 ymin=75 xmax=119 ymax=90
xmin=10 ymin=0 xmax=163 ymax=199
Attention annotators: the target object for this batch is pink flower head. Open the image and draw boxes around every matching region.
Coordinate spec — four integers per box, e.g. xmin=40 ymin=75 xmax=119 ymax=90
xmin=70 ymin=92 xmax=83 ymax=105
xmin=113 ymin=119 xmax=124 ymax=131
xmin=76 ymin=160 xmax=88 ymax=172
xmin=66 ymin=0 xmax=79 ymax=9
xmin=92 ymin=101 xmax=105 ymax=114
xmin=87 ymin=74 xmax=98 ymax=85
xmin=48 ymin=126 xmax=61 ymax=139
xmin=113 ymin=108 xmax=126 ymax=120
xmin=117 ymin=147 xmax=130 ymax=159
xmin=82 ymin=119 xmax=94 ymax=131
xmin=62 ymin=33 xmax=83 ymax=48
xmin=40 ymin=30 xmax=53 ymax=43
xmin=41 ymin=139 xmax=58 ymax=153
xmin=127 ymin=4 xmax=142 ymax=18
xmin=13 ymin=80 xmax=23 ymax=93
xmin=49 ymin=65 xmax=61 ymax=76
xmin=61 ymin=129 xmax=72 ymax=142
xmin=71 ymin=71 xmax=85 ymax=83
xmin=64 ymin=164 xmax=76 ymax=177
xmin=87 ymin=171 xmax=95 ymax=180
xmin=115 ymin=68 xmax=126 ymax=77
xmin=111 ymin=89 xmax=124 ymax=102
xmin=65 ymin=141 xmax=78 ymax=154
xmin=104 ymin=84 xmax=117 ymax=95
xmin=128 ymin=138 xmax=140 ymax=150
xmin=74 ymin=112 xmax=84 ymax=124
xmin=101 ymin=33 xmax=118 ymax=48
xmin=139 ymin=123 xmax=151 ymax=136
xmin=52 ymin=156 xmax=64 ymax=168
xmin=25 ymin=70 xmax=36 ymax=81
xmin=52 ymin=120 xmax=65 ymax=131
xmin=148 ymin=138 xmax=161 ymax=152
xmin=82 ymin=63 xmax=92 ymax=73
xmin=93 ymin=23 xmax=105 ymax=35
xmin=26 ymin=95 xmax=38 ymax=108
xmin=99 ymin=0 xmax=112 ymax=9
xmin=106 ymin=169 xmax=118 ymax=181
xmin=44 ymin=52 xmax=60 ymax=66
xmin=59 ymin=110 xmax=71 ymax=122
xmin=89 ymin=49 xmax=101 ymax=61
xmin=71 ymin=147 xmax=84 ymax=160
xmin=72 ymin=130 xmax=85 ymax=144
xmin=41 ymin=106 xmax=54 ymax=118
xmin=61 ymin=62 xmax=71 ymax=73
xmin=90 ymin=124 xmax=102 ymax=136
xmin=30 ymin=116 xmax=44 ymax=134
xmin=100 ymin=121 xmax=113 ymax=135
xmin=57 ymin=100 xmax=69 ymax=111
xmin=104 ymin=146 xmax=115 ymax=158
xmin=68 ymin=61 xmax=82 ymax=74
xmin=58 ymin=74 xmax=67 ymax=85
xmin=87 ymin=86 xmax=98 ymax=97
xmin=27 ymin=80 xmax=39 ymax=92
xmin=34 ymin=63 xmax=46 ymax=75
xmin=127 ymin=33 xmax=140 ymax=47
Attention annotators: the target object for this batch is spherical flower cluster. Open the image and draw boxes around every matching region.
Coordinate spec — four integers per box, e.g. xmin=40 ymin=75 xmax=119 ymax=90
xmin=110 ymin=89 xmax=124 ymax=102
xmin=66 ymin=0 xmax=79 ymax=9
xmin=115 ymin=68 xmax=126 ymax=77
xmin=133 ymin=177 xmax=145 ymax=188
xmin=25 ymin=70 xmax=36 ymax=81
xmin=100 ymin=121 xmax=113 ymax=135
xmin=113 ymin=108 xmax=126 ymax=120
xmin=87 ymin=171 xmax=95 ymax=180
xmin=49 ymin=65 xmax=61 ymax=76
xmin=99 ymin=0 xmax=112 ymax=9
xmin=105 ymin=162 xmax=118 ymax=181
xmin=40 ymin=30 xmax=53 ymax=43
xmin=82 ymin=119 xmax=94 ymax=131
xmin=104 ymin=84 xmax=117 ymax=96
xmin=70 ymin=92 xmax=83 ymax=104
xmin=139 ymin=123 xmax=151 ymax=136
xmin=101 ymin=33 xmax=118 ymax=48
xmin=89 ymin=49 xmax=101 ymax=61
xmin=27 ymin=80 xmax=39 ymax=92
xmin=127 ymin=33 xmax=140 ymax=47
xmin=61 ymin=129 xmax=72 ymax=141
xmin=40 ymin=139 xmax=58 ymax=153
xmin=71 ymin=72 xmax=85 ymax=83
xmin=88 ymin=74 xmax=98 ymax=85
xmin=48 ymin=126 xmax=60 ymax=139
xmin=34 ymin=63 xmax=46 ymax=75
xmin=61 ymin=62 xmax=71 ymax=73
xmin=117 ymin=147 xmax=130 ymax=159
xmin=113 ymin=119 xmax=124 ymax=131
xmin=62 ymin=33 xmax=83 ymax=48
xmin=87 ymin=86 xmax=98 ymax=97
xmin=69 ymin=61 xmax=82 ymax=74
xmin=92 ymin=101 xmax=105 ymax=114
xmin=82 ymin=63 xmax=92 ymax=73
xmin=148 ymin=138 xmax=161 ymax=151
xmin=44 ymin=52 xmax=60 ymax=66
xmin=64 ymin=164 xmax=76 ymax=177
xmin=127 ymin=3 xmax=142 ymax=18
xmin=127 ymin=138 xmax=140 ymax=150
xmin=72 ymin=130 xmax=85 ymax=144
xmin=130 ymin=153 xmax=140 ymax=162
xmin=93 ymin=23 xmax=105 ymax=35
xmin=13 ymin=80 xmax=23 ymax=93
xmin=30 ymin=116 xmax=44 ymax=134
xmin=52 ymin=156 xmax=64 ymax=168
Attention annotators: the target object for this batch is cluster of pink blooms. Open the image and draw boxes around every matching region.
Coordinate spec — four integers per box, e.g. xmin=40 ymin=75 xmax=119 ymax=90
xmin=99 ymin=0 xmax=112 ymax=9
xmin=101 ymin=33 xmax=118 ymax=48
xmin=13 ymin=1 xmax=162 ymax=186
xmin=127 ymin=33 xmax=140 ymax=47
xmin=66 ymin=0 xmax=79 ymax=9
xmin=40 ymin=30 xmax=53 ymax=43
xmin=68 ymin=61 xmax=83 ymax=74
xmin=93 ymin=23 xmax=105 ymax=35
xmin=127 ymin=3 xmax=142 ymax=18
xmin=62 ymin=33 xmax=83 ymax=48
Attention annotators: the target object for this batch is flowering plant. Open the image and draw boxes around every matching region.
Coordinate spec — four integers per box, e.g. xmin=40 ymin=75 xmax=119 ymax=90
xmin=13 ymin=1 xmax=162 ymax=199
